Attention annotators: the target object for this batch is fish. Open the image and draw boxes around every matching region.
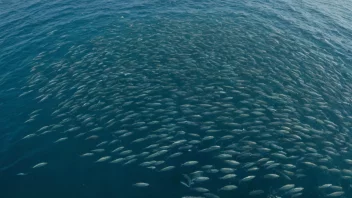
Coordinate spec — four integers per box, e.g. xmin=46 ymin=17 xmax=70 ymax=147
xmin=263 ymin=173 xmax=280 ymax=179
xmin=192 ymin=176 xmax=209 ymax=183
xmin=110 ymin=158 xmax=124 ymax=164
xmin=345 ymin=159 xmax=352 ymax=165
xmin=219 ymin=174 xmax=236 ymax=180
xmin=203 ymin=193 xmax=220 ymax=198
xmin=32 ymin=162 xmax=48 ymax=169
xmin=240 ymin=175 xmax=256 ymax=183
xmin=133 ymin=182 xmax=149 ymax=187
xmin=22 ymin=134 xmax=36 ymax=140
xmin=80 ymin=153 xmax=94 ymax=157
xmin=180 ymin=181 xmax=190 ymax=188
xmin=54 ymin=137 xmax=68 ymax=143
xmin=159 ymin=166 xmax=175 ymax=172
xmin=279 ymin=184 xmax=295 ymax=191
xmin=95 ymin=156 xmax=111 ymax=162
xmin=326 ymin=191 xmax=344 ymax=197
xmin=182 ymin=161 xmax=199 ymax=167
xmin=318 ymin=184 xmax=332 ymax=189
xmin=16 ymin=173 xmax=28 ymax=176
xmin=224 ymin=160 xmax=240 ymax=166
xmin=181 ymin=174 xmax=193 ymax=187
xmin=192 ymin=187 xmax=209 ymax=193
xmin=145 ymin=150 xmax=168 ymax=159
xmin=112 ymin=147 xmax=124 ymax=153
xmin=286 ymin=187 xmax=304 ymax=195
xmin=291 ymin=193 xmax=302 ymax=198
xmin=220 ymin=168 xmax=235 ymax=173
xmin=167 ymin=152 xmax=183 ymax=159
xmin=219 ymin=185 xmax=237 ymax=191
xmin=249 ymin=190 xmax=264 ymax=196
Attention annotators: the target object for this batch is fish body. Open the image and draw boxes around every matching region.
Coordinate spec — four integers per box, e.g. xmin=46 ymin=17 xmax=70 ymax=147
xmin=32 ymin=162 xmax=48 ymax=169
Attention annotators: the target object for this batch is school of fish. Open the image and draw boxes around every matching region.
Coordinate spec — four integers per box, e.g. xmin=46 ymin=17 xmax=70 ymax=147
xmin=11 ymin=7 xmax=352 ymax=198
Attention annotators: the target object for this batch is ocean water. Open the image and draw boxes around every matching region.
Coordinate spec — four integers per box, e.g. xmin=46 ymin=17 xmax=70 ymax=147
xmin=1 ymin=0 xmax=352 ymax=198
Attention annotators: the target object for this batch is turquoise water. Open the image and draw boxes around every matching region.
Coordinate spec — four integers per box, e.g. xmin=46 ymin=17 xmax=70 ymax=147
xmin=1 ymin=0 xmax=352 ymax=198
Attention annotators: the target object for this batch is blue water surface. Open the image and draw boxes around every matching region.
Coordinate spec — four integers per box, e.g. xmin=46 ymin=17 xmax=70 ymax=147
xmin=1 ymin=0 xmax=352 ymax=198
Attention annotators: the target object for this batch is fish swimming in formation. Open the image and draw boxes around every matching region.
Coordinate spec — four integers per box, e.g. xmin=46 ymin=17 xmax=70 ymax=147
xmin=13 ymin=9 xmax=352 ymax=198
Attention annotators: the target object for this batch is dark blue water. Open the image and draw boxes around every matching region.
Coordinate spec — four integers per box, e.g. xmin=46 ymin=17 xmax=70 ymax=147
xmin=1 ymin=0 xmax=352 ymax=198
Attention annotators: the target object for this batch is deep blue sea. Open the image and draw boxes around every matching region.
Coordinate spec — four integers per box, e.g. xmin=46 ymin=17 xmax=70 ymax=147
xmin=1 ymin=0 xmax=352 ymax=198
